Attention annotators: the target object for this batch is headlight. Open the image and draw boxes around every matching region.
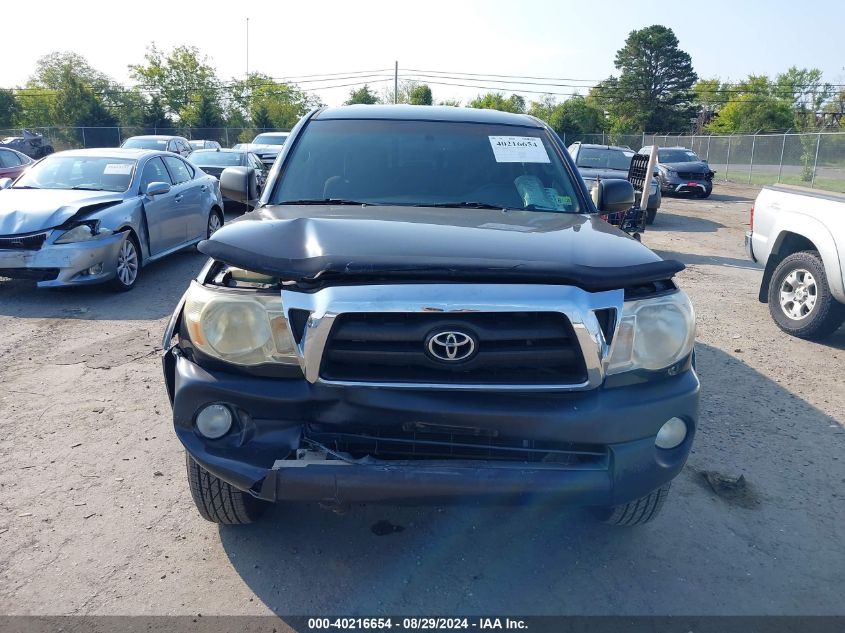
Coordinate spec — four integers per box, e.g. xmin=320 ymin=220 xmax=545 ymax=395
xmin=54 ymin=222 xmax=112 ymax=244
xmin=606 ymin=290 xmax=695 ymax=374
xmin=182 ymin=281 xmax=298 ymax=366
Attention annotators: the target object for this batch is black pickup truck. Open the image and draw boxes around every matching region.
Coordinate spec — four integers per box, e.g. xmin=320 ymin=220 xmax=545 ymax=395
xmin=161 ymin=105 xmax=699 ymax=527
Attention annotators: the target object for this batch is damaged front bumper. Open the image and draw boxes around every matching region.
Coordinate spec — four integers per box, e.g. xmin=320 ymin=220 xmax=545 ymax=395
xmin=165 ymin=352 xmax=700 ymax=507
xmin=0 ymin=232 xmax=124 ymax=287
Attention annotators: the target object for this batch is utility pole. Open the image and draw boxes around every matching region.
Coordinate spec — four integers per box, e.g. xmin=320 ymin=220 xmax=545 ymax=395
xmin=246 ymin=18 xmax=250 ymax=113
xmin=394 ymin=61 xmax=398 ymax=105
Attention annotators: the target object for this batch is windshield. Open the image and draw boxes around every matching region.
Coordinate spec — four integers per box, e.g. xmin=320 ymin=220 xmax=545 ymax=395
xmin=272 ymin=120 xmax=581 ymax=213
xmin=122 ymin=138 xmax=168 ymax=150
xmin=253 ymin=134 xmax=288 ymax=145
xmin=13 ymin=155 xmax=135 ymax=192
xmin=189 ymin=151 xmax=245 ymax=167
xmin=575 ymin=147 xmax=632 ymax=171
xmin=658 ymin=148 xmax=700 ymax=163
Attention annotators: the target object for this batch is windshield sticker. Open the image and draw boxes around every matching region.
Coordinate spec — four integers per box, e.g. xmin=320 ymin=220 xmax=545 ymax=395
xmin=103 ymin=163 xmax=133 ymax=175
xmin=489 ymin=136 xmax=550 ymax=163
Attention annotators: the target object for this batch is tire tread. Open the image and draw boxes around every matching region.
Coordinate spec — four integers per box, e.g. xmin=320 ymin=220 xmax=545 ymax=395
xmin=186 ymin=453 xmax=267 ymax=524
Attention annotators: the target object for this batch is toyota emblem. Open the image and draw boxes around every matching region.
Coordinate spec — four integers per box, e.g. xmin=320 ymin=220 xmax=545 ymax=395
xmin=426 ymin=330 xmax=476 ymax=362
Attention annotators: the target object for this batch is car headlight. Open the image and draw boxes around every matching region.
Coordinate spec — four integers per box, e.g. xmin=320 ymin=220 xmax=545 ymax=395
xmin=606 ymin=290 xmax=695 ymax=374
xmin=182 ymin=281 xmax=298 ymax=366
xmin=54 ymin=222 xmax=113 ymax=244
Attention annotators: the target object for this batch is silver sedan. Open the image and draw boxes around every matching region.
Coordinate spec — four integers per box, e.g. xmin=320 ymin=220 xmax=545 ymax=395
xmin=0 ymin=148 xmax=224 ymax=290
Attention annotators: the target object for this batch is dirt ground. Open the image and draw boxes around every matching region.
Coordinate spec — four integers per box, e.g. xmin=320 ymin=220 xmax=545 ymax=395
xmin=0 ymin=183 xmax=843 ymax=616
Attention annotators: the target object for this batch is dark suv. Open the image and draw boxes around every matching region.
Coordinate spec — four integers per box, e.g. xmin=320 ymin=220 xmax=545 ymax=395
xmin=162 ymin=106 xmax=699 ymax=527
xmin=641 ymin=146 xmax=715 ymax=198
xmin=568 ymin=142 xmax=662 ymax=224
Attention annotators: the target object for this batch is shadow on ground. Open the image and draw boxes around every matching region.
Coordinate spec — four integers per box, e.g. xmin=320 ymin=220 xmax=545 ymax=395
xmin=648 ymin=211 xmax=725 ymax=233
xmin=653 ymin=249 xmax=762 ymax=271
xmin=217 ymin=343 xmax=844 ymax=616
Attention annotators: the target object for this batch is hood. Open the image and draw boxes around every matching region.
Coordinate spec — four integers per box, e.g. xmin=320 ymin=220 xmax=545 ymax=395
xmin=238 ymin=144 xmax=283 ymax=154
xmin=199 ymin=205 xmax=683 ymax=290
xmin=661 ymin=161 xmax=711 ymax=174
xmin=0 ymin=189 xmax=125 ymax=235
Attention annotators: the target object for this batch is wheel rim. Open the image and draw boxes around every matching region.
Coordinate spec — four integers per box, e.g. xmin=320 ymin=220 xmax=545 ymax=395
xmin=779 ymin=268 xmax=817 ymax=320
xmin=208 ymin=212 xmax=222 ymax=237
xmin=116 ymin=238 xmax=138 ymax=286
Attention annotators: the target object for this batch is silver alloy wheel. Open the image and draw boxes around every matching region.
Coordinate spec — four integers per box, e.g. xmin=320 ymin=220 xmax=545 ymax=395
xmin=779 ymin=268 xmax=817 ymax=320
xmin=116 ymin=237 xmax=139 ymax=287
xmin=208 ymin=212 xmax=222 ymax=237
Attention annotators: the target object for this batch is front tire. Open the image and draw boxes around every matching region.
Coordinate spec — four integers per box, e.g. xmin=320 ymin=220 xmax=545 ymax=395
xmin=109 ymin=232 xmax=140 ymax=292
xmin=768 ymin=250 xmax=845 ymax=340
xmin=186 ymin=454 xmax=269 ymax=524
xmin=206 ymin=207 xmax=223 ymax=238
xmin=593 ymin=483 xmax=671 ymax=526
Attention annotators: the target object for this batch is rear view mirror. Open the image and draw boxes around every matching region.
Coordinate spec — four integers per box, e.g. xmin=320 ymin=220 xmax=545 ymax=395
xmin=146 ymin=181 xmax=171 ymax=197
xmin=595 ymin=179 xmax=635 ymax=214
xmin=220 ymin=166 xmax=258 ymax=204
xmin=0 ymin=178 xmax=12 ymax=190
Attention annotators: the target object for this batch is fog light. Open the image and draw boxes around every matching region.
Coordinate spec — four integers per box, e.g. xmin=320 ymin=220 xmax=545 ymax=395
xmin=195 ymin=404 xmax=233 ymax=439
xmin=655 ymin=417 xmax=687 ymax=449
xmin=88 ymin=263 xmax=103 ymax=275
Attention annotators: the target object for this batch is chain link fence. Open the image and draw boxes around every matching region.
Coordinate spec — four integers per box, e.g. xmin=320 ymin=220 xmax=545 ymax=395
xmin=0 ymin=127 xmax=291 ymax=152
xmin=570 ymin=131 xmax=845 ymax=194
xmin=3 ymin=126 xmax=844 ymax=194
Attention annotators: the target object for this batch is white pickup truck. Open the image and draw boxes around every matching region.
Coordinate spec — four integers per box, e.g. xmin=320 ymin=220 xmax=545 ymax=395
xmin=746 ymin=185 xmax=845 ymax=339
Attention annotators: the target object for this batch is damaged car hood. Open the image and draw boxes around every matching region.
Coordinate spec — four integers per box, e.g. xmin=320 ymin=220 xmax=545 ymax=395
xmin=199 ymin=205 xmax=684 ymax=290
xmin=0 ymin=189 xmax=125 ymax=234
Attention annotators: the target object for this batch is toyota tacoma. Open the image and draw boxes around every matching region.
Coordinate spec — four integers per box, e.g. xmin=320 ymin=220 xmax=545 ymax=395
xmin=162 ymin=105 xmax=699 ymax=527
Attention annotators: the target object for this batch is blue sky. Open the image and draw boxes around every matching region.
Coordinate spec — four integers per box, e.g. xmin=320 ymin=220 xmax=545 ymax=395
xmin=3 ymin=0 xmax=843 ymax=106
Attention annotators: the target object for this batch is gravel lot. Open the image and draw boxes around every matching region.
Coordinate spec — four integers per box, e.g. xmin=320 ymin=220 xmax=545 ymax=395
xmin=1 ymin=184 xmax=843 ymax=616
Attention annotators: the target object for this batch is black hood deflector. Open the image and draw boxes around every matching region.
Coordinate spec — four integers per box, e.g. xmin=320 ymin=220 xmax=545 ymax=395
xmin=198 ymin=206 xmax=684 ymax=291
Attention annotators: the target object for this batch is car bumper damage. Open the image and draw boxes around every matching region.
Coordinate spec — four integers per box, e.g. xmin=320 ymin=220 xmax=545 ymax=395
xmin=0 ymin=232 xmax=125 ymax=287
xmin=164 ymin=352 xmax=700 ymax=507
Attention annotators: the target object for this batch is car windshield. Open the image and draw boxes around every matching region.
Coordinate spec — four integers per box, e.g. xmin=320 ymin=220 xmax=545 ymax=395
xmin=253 ymin=134 xmax=288 ymax=145
xmin=658 ymin=148 xmax=700 ymax=163
xmin=189 ymin=151 xmax=244 ymax=167
xmin=575 ymin=147 xmax=632 ymax=171
xmin=272 ymin=119 xmax=581 ymax=213
xmin=122 ymin=138 xmax=168 ymax=150
xmin=13 ymin=155 xmax=135 ymax=192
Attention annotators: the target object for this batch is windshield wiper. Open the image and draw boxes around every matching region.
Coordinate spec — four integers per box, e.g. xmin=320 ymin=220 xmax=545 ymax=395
xmin=70 ymin=186 xmax=106 ymax=191
xmin=11 ymin=185 xmax=41 ymax=190
xmin=427 ymin=201 xmax=511 ymax=210
xmin=278 ymin=198 xmax=371 ymax=206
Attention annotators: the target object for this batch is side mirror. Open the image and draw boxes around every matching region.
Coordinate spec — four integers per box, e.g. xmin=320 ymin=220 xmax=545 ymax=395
xmin=595 ymin=178 xmax=635 ymax=214
xmin=146 ymin=181 xmax=171 ymax=197
xmin=0 ymin=178 xmax=13 ymax=190
xmin=220 ymin=166 xmax=258 ymax=204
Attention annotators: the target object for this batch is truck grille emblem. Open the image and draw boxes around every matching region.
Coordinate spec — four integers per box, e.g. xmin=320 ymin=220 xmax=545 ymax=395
xmin=426 ymin=330 xmax=476 ymax=362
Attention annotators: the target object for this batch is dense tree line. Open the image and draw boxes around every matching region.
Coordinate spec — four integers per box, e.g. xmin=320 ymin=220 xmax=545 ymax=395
xmin=2 ymin=29 xmax=841 ymax=140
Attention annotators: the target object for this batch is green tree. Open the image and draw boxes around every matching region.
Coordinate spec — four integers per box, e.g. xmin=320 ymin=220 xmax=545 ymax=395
xmin=467 ymin=92 xmax=525 ymax=113
xmin=143 ymin=95 xmax=172 ymax=129
xmin=528 ymin=95 xmax=606 ymax=139
xmin=129 ymin=45 xmax=222 ymax=121
xmin=345 ymin=85 xmax=380 ymax=105
xmin=51 ymin=69 xmax=118 ymax=146
xmin=408 ymin=84 xmax=433 ymax=105
xmin=439 ymin=98 xmax=461 ymax=107
xmin=251 ymin=102 xmax=273 ymax=130
xmin=705 ymin=75 xmax=794 ymax=134
xmin=692 ymin=78 xmax=723 ymax=133
xmin=182 ymin=91 xmax=225 ymax=128
xmin=606 ymin=25 xmax=698 ymax=132
xmin=0 ymin=90 xmax=19 ymax=128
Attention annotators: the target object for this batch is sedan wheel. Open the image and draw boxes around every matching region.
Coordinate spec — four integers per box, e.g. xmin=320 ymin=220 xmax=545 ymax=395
xmin=207 ymin=210 xmax=223 ymax=238
xmin=110 ymin=234 xmax=140 ymax=291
